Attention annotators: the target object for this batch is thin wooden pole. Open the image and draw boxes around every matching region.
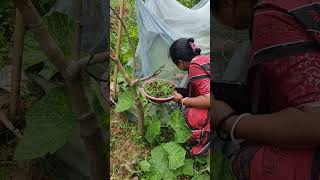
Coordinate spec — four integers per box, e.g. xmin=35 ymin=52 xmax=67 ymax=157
xmin=9 ymin=9 xmax=25 ymax=120
xmin=112 ymin=0 xmax=125 ymax=99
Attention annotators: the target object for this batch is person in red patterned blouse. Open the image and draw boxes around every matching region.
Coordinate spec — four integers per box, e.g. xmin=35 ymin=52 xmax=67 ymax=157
xmin=169 ymin=38 xmax=211 ymax=156
xmin=213 ymin=0 xmax=320 ymax=179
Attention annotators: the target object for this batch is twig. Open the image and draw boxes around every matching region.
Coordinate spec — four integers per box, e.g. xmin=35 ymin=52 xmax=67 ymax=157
xmin=131 ymin=65 xmax=166 ymax=86
xmin=0 ymin=111 xmax=23 ymax=139
xmin=112 ymin=0 xmax=125 ymax=100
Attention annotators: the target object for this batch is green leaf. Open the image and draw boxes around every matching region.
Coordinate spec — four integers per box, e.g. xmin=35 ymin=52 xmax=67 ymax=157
xmin=163 ymin=171 xmax=177 ymax=180
xmin=90 ymin=78 xmax=109 ymax=128
xmin=149 ymin=145 xmax=169 ymax=175
xmin=212 ymin=152 xmax=234 ymax=180
xmin=179 ymin=159 xmax=194 ymax=176
xmin=14 ymin=87 xmax=76 ymax=160
xmin=196 ymin=156 xmax=209 ymax=164
xmin=162 ymin=142 xmax=186 ymax=170
xmin=145 ymin=119 xmax=161 ymax=144
xmin=168 ymin=110 xmax=191 ymax=143
xmin=38 ymin=61 xmax=58 ymax=80
xmin=139 ymin=160 xmax=151 ymax=172
xmin=22 ymin=32 xmax=46 ymax=69
xmin=192 ymin=174 xmax=210 ymax=180
xmin=114 ymin=90 xmax=134 ymax=112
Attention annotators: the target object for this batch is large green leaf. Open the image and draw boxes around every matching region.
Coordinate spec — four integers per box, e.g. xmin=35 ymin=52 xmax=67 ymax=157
xmin=162 ymin=142 xmax=186 ymax=170
xmin=114 ymin=90 xmax=134 ymax=112
xmin=179 ymin=159 xmax=195 ymax=176
xmin=149 ymin=145 xmax=168 ymax=175
xmin=14 ymin=87 xmax=76 ymax=160
xmin=168 ymin=110 xmax=191 ymax=143
xmin=145 ymin=119 xmax=161 ymax=144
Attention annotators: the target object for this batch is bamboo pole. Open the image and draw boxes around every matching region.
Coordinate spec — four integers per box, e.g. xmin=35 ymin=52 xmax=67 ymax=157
xmin=9 ymin=9 xmax=25 ymax=120
xmin=112 ymin=0 xmax=125 ymax=99
xmin=14 ymin=1 xmax=107 ymax=179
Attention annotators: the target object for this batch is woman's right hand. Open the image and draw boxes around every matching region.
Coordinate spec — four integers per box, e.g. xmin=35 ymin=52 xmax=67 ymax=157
xmin=173 ymin=92 xmax=183 ymax=102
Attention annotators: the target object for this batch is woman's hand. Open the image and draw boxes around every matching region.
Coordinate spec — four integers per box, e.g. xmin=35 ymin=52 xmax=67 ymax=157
xmin=173 ymin=92 xmax=183 ymax=102
xmin=212 ymin=99 xmax=235 ymax=125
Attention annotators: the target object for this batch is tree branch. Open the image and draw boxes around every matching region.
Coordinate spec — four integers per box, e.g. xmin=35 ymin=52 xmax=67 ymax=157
xmin=131 ymin=65 xmax=166 ymax=86
xmin=110 ymin=55 xmax=145 ymax=136
xmin=10 ymin=8 xmax=25 ymax=120
xmin=14 ymin=1 xmax=107 ymax=179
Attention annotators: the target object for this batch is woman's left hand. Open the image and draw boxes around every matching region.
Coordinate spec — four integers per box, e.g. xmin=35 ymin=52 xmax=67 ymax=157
xmin=173 ymin=92 xmax=183 ymax=102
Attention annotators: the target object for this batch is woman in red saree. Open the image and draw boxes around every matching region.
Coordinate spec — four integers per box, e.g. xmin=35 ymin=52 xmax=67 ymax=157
xmin=213 ymin=0 xmax=320 ymax=179
xmin=169 ymin=38 xmax=211 ymax=156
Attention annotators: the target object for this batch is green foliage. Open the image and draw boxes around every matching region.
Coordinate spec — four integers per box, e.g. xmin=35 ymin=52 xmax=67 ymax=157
xmin=144 ymin=80 xmax=175 ymax=98
xmin=212 ymin=152 xmax=235 ymax=180
xmin=145 ymin=117 xmax=161 ymax=144
xmin=139 ymin=110 xmax=209 ymax=179
xmin=14 ymin=86 xmax=76 ymax=160
xmin=114 ymin=90 xmax=134 ymax=112
xmin=111 ymin=0 xmax=138 ymax=66
xmin=177 ymin=0 xmax=202 ymax=8
xmin=168 ymin=110 xmax=191 ymax=143
xmin=163 ymin=142 xmax=186 ymax=170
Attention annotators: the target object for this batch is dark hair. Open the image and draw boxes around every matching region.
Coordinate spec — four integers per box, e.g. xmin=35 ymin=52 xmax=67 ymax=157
xmin=169 ymin=38 xmax=201 ymax=64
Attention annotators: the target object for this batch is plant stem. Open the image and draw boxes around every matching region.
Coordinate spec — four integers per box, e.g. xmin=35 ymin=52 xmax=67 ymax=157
xmin=112 ymin=0 xmax=125 ymax=100
xmin=14 ymin=1 xmax=107 ymax=179
xmin=73 ymin=0 xmax=82 ymax=60
xmin=9 ymin=8 xmax=25 ymax=120
xmin=110 ymin=55 xmax=145 ymax=136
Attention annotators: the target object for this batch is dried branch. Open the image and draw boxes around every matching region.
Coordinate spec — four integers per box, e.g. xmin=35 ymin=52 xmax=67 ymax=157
xmin=131 ymin=65 xmax=166 ymax=86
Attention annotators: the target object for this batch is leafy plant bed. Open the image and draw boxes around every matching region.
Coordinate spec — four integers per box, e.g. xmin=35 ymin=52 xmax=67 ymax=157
xmin=137 ymin=110 xmax=210 ymax=179
xmin=142 ymin=79 xmax=175 ymax=103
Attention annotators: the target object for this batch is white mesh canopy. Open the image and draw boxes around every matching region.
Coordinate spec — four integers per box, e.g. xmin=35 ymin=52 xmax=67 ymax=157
xmin=135 ymin=0 xmax=210 ymax=85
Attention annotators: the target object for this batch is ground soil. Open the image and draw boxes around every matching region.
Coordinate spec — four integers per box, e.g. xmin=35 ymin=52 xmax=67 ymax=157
xmin=110 ymin=112 xmax=150 ymax=180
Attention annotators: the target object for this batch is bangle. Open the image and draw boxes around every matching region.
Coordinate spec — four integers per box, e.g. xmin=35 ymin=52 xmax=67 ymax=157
xmin=181 ymin=97 xmax=189 ymax=107
xmin=216 ymin=111 xmax=238 ymax=141
xmin=178 ymin=97 xmax=183 ymax=104
xmin=230 ymin=113 xmax=251 ymax=142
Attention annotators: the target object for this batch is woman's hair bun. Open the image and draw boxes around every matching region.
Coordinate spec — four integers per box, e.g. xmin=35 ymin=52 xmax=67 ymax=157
xmin=187 ymin=38 xmax=194 ymax=43
xmin=194 ymin=47 xmax=201 ymax=55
